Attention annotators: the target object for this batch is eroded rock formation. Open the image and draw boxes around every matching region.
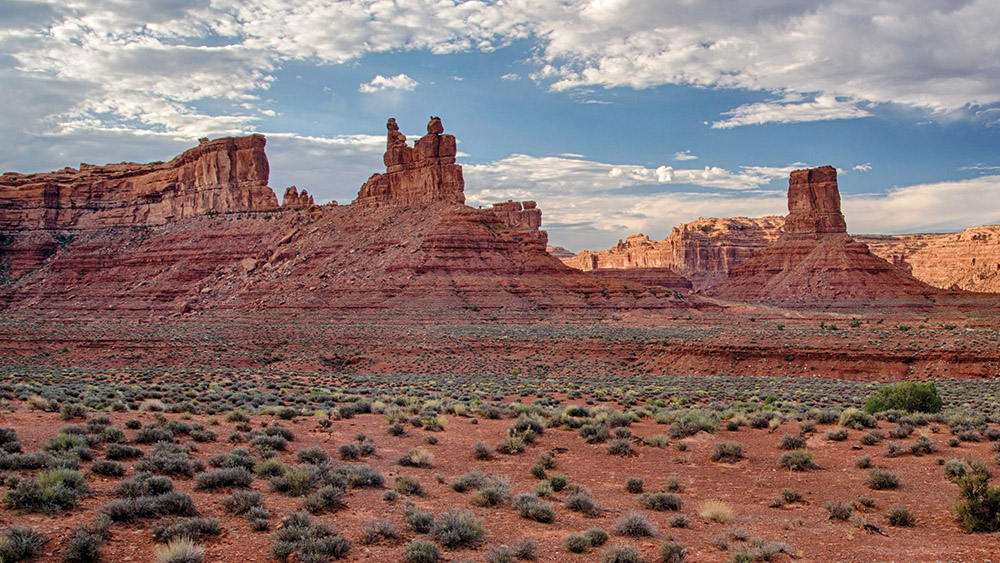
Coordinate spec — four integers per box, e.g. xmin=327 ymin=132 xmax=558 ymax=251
xmin=706 ymin=166 xmax=941 ymax=307
xmin=354 ymin=117 xmax=465 ymax=207
xmin=0 ymin=135 xmax=277 ymax=230
xmin=562 ymin=217 xmax=783 ymax=290
xmin=282 ymin=186 xmax=315 ymax=209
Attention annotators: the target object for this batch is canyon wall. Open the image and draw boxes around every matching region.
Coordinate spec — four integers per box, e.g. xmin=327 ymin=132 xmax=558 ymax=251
xmin=0 ymin=135 xmax=278 ymax=230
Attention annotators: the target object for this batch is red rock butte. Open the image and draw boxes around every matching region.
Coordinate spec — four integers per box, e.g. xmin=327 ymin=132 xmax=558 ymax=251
xmin=706 ymin=165 xmax=945 ymax=307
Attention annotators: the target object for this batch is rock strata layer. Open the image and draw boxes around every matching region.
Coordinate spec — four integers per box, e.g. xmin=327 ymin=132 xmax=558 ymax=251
xmin=354 ymin=117 xmax=465 ymax=207
xmin=0 ymin=135 xmax=277 ymax=230
xmin=706 ymin=166 xmax=941 ymax=307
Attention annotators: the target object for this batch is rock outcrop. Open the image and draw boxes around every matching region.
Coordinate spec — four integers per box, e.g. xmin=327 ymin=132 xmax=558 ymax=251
xmin=282 ymin=186 xmax=315 ymax=209
xmin=0 ymin=135 xmax=277 ymax=230
xmin=706 ymin=166 xmax=942 ymax=307
xmin=487 ymin=200 xmax=547 ymax=251
xmin=354 ymin=117 xmax=465 ymax=207
xmin=562 ymin=218 xmax=783 ymax=290
xmin=584 ymin=267 xmax=693 ymax=292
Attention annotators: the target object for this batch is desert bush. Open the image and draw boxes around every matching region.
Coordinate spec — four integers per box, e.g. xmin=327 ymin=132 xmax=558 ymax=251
xmin=222 ymin=490 xmax=263 ymax=515
xmin=398 ymin=448 xmax=434 ymax=468
xmin=668 ymin=410 xmax=719 ymax=438
xmin=295 ymin=446 xmax=329 ymax=465
xmin=208 ymin=448 xmax=255 ymax=471
xmin=303 ymin=485 xmax=346 ymax=513
xmin=859 ymin=430 xmax=883 ymax=446
xmin=711 ymin=442 xmax=744 ymax=462
xmin=613 ymin=512 xmax=656 ymax=537
xmin=548 ymin=474 xmax=569 ymax=492
xmin=151 ymin=517 xmax=220 ymax=543
xmin=431 ymin=508 xmax=487 ymax=548
xmin=886 ymin=505 xmax=915 ymax=527
xmin=839 ymin=408 xmax=877 ymax=430
xmin=585 ymin=528 xmax=610 ymax=546
xmin=638 ymin=492 xmax=682 ymax=511
xmin=824 ymin=501 xmax=853 ymax=520
xmin=779 ymin=449 xmax=819 ymax=471
xmin=105 ymin=443 xmax=143 ymax=461
xmin=0 ymin=526 xmax=49 ymax=562
xmin=155 ymin=538 xmax=205 ymax=563
xmin=60 ymin=403 xmax=88 ymax=420
xmin=270 ymin=511 xmax=351 ymax=562
xmin=394 ymin=475 xmax=424 ymax=496
xmin=359 ymin=520 xmax=401 ymax=545
xmin=660 ymin=541 xmax=687 ymax=563
xmin=62 ymin=517 xmax=111 ymax=563
xmin=0 ymin=428 xmax=22 ymax=454
xmin=565 ymin=490 xmax=599 ymax=516
xmin=103 ymin=426 xmax=127 ymax=444
xmin=4 ymin=469 xmax=88 ymax=513
xmin=254 ymin=458 xmax=289 ymax=478
xmin=512 ymin=494 xmax=556 ymax=523
xmin=624 ymin=477 xmax=644 ymax=494
xmin=953 ymin=459 xmax=1000 ymax=532
xmin=193 ymin=467 xmax=253 ymax=491
xmin=781 ymin=488 xmax=803 ymax=504
xmin=865 ymin=381 xmax=942 ymax=414
xmin=404 ymin=504 xmax=435 ymax=533
xmin=866 ymin=468 xmax=900 ymax=490
xmin=90 ymin=460 xmax=125 ymax=477
xmin=824 ymin=428 xmax=849 ymax=442
xmin=469 ymin=476 xmax=511 ymax=508
xmin=114 ymin=471 xmax=174 ymax=498
xmin=564 ymin=534 xmax=591 ymax=553
xmin=607 ymin=438 xmax=636 ymax=457
xmin=779 ymin=434 xmax=806 ymax=450
xmin=270 ymin=465 xmax=319 ymax=496
xmin=669 ymin=514 xmax=690 ymax=528
xmin=911 ymin=435 xmax=936 ymax=456
xmin=600 ymin=544 xmax=645 ymax=563
xmin=944 ymin=459 xmax=971 ymax=481
xmin=136 ymin=443 xmax=202 ymax=477
xmin=404 ymin=540 xmax=440 ymax=563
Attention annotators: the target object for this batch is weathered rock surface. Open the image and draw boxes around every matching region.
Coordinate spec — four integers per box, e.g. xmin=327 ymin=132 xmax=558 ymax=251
xmin=584 ymin=267 xmax=693 ymax=292
xmin=706 ymin=166 xmax=943 ymax=307
xmin=562 ymin=218 xmax=783 ymax=290
xmin=354 ymin=117 xmax=465 ymax=207
xmin=0 ymin=135 xmax=277 ymax=230
xmin=281 ymin=186 xmax=315 ymax=209
xmin=857 ymin=226 xmax=1000 ymax=293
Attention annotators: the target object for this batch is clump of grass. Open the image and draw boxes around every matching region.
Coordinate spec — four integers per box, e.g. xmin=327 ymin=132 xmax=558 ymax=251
xmin=394 ymin=475 xmax=424 ymax=496
xmin=866 ymin=468 xmax=900 ymax=490
xmin=779 ymin=434 xmax=806 ymax=450
xmin=0 ymin=526 xmax=49 ymax=562
xmin=359 ymin=520 xmax=401 ymax=545
xmin=778 ymin=449 xmax=819 ymax=471
xmin=398 ymin=448 xmax=434 ymax=468
xmin=886 ymin=505 xmax=915 ymax=527
xmin=624 ymin=477 xmax=643 ymax=494
xmin=564 ymin=534 xmax=591 ymax=553
xmin=193 ymin=467 xmax=253 ymax=491
xmin=660 ymin=540 xmax=687 ymax=563
xmin=699 ymin=500 xmax=733 ymax=523
xmin=270 ymin=511 xmax=351 ymax=562
xmin=431 ymin=508 xmax=487 ymax=548
xmin=154 ymin=538 xmax=205 ymax=563
xmin=824 ymin=501 xmax=853 ymax=520
xmin=711 ymin=442 xmax=743 ymax=462
xmin=565 ymin=490 xmax=599 ymax=516
xmin=404 ymin=540 xmax=439 ymax=563
xmin=151 ymin=517 xmax=220 ymax=543
xmin=599 ymin=544 xmax=645 ymax=563
xmin=512 ymin=494 xmax=556 ymax=523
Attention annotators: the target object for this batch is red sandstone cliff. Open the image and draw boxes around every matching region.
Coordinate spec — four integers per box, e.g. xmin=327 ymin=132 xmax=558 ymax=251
xmin=706 ymin=166 xmax=942 ymax=307
xmin=282 ymin=186 xmax=315 ymax=209
xmin=354 ymin=117 xmax=464 ymax=207
xmin=562 ymin=217 xmax=783 ymax=290
xmin=0 ymin=135 xmax=278 ymax=230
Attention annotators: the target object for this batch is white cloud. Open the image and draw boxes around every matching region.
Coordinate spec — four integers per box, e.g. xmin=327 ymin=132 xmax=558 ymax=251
xmin=853 ymin=163 xmax=872 ymax=172
xmin=500 ymin=73 xmax=520 ymax=81
xmin=673 ymin=150 xmax=697 ymax=161
xmin=358 ymin=73 xmax=419 ymax=93
xmin=712 ymin=95 xmax=872 ymax=129
xmin=845 ymin=176 xmax=1000 ymax=235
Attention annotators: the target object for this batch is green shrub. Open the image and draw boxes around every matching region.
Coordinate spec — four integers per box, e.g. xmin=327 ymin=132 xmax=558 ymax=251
xmin=193 ymin=468 xmax=253 ymax=491
xmin=585 ymin=527 xmax=610 ymax=546
xmin=613 ymin=512 xmax=656 ymax=537
xmin=886 ymin=505 xmax=915 ymax=527
xmin=839 ymin=408 xmax=877 ymax=430
xmin=90 ymin=460 xmax=126 ymax=477
xmin=638 ymin=492 xmax=682 ymax=511
xmin=864 ymin=382 xmax=942 ymax=414
xmin=151 ymin=517 xmax=220 ymax=543
xmin=711 ymin=442 xmax=743 ymax=462
xmin=512 ymin=494 xmax=556 ymax=523
xmin=404 ymin=540 xmax=440 ymax=563
xmin=601 ymin=544 xmax=646 ymax=563
xmin=105 ymin=444 xmax=143 ymax=460
xmin=303 ymin=485 xmax=346 ymax=514
xmin=565 ymin=490 xmax=599 ymax=516
xmin=660 ymin=541 xmax=687 ymax=563
xmin=394 ymin=475 xmax=424 ymax=496
xmin=270 ymin=511 xmax=351 ymax=561
xmin=564 ymin=534 xmax=591 ymax=553
xmin=624 ymin=477 xmax=643 ymax=494
xmin=404 ymin=504 xmax=434 ymax=533
xmin=359 ymin=519 xmax=401 ymax=545
xmin=778 ymin=449 xmax=819 ymax=471
xmin=866 ymin=468 xmax=900 ymax=490
xmin=824 ymin=501 xmax=852 ymax=520
xmin=4 ymin=469 xmax=88 ymax=513
xmin=431 ymin=508 xmax=487 ymax=548
xmin=222 ymin=490 xmax=263 ymax=515
xmin=953 ymin=460 xmax=1000 ymax=532
xmin=779 ymin=434 xmax=806 ymax=450
xmin=0 ymin=526 xmax=49 ymax=562
xmin=62 ymin=517 xmax=111 ymax=563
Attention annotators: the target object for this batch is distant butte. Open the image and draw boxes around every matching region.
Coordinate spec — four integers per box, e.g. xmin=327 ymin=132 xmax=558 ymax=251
xmin=705 ymin=165 xmax=944 ymax=307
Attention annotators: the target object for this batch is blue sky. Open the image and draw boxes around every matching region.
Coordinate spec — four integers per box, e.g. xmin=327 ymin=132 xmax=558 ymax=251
xmin=2 ymin=1 xmax=999 ymax=251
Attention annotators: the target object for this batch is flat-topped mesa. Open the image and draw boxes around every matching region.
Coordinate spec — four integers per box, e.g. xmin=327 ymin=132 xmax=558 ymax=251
xmin=282 ymin=186 xmax=315 ymax=209
xmin=354 ymin=117 xmax=465 ymax=207
xmin=785 ymin=165 xmax=847 ymax=235
xmin=0 ymin=134 xmax=277 ymax=230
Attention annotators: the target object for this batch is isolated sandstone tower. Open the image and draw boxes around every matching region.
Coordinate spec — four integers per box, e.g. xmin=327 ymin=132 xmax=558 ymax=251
xmin=707 ymin=165 xmax=940 ymax=307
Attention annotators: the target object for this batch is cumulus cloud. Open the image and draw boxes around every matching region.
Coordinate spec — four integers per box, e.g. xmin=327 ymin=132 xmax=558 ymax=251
xmin=853 ymin=163 xmax=872 ymax=172
xmin=845 ymin=176 xmax=1000 ymax=235
xmin=712 ymin=95 xmax=872 ymax=129
xmin=358 ymin=73 xmax=419 ymax=93
xmin=673 ymin=150 xmax=697 ymax=161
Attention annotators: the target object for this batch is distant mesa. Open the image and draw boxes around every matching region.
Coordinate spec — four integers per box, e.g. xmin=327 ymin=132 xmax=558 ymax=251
xmin=705 ymin=165 xmax=942 ymax=306
xmin=0 ymin=134 xmax=277 ymax=230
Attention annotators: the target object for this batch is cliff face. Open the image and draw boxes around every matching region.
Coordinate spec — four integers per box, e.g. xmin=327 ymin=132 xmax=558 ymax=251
xmin=706 ymin=166 xmax=941 ymax=307
xmin=354 ymin=117 xmax=465 ymax=207
xmin=562 ymin=217 xmax=783 ymax=290
xmin=858 ymin=226 xmax=1000 ymax=293
xmin=0 ymin=135 xmax=278 ymax=230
